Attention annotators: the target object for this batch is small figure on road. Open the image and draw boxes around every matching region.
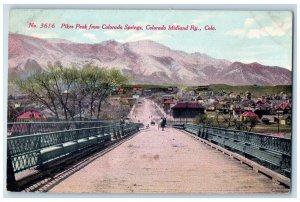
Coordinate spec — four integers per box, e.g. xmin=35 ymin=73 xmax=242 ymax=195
xmin=160 ymin=117 xmax=167 ymax=131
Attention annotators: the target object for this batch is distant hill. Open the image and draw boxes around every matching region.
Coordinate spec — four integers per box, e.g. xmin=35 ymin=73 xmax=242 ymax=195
xmin=8 ymin=33 xmax=292 ymax=86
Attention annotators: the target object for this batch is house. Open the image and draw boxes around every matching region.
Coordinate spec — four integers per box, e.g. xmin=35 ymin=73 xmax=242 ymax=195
xmin=143 ymin=89 xmax=152 ymax=96
xmin=276 ymin=103 xmax=291 ymax=114
xmin=163 ymin=99 xmax=174 ymax=112
xmin=162 ymin=94 xmax=174 ymax=101
xmin=229 ymin=93 xmax=238 ymax=98
xmin=171 ymin=102 xmax=205 ymax=119
xmin=254 ymin=100 xmax=272 ymax=118
xmin=280 ymin=114 xmax=291 ymax=125
xmin=240 ymin=111 xmax=257 ymax=122
xmin=196 ymin=95 xmax=204 ymax=104
xmin=117 ymin=88 xmax=125 ymax=94
xmin=132 ymin=86 xmax=143 ymax=95
xmin=240 ymin=99 xmax=256 ymax=108
xmin=16 ymin=110 xmax=45 ymax=122
xmin=167 ymin=86 xmax=178 ymax=93
xmin=261 ymin=115 xmax=276 ymax=123
xmin=197 ymin=85 xmax=209 ymax=91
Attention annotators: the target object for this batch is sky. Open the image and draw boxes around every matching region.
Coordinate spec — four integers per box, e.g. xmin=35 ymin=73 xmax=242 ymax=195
xmin=9 ymin=9 xmax=293 ymax=70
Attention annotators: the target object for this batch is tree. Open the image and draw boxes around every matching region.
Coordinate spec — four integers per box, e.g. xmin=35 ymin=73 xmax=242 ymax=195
xmin=7 ymin=101 xmax=18 ymax=122
xmin=16 ymin=65 xmax=127 ymax=121
xmin=95 ymin=69 xmax=127 ymax=119
xmin=17 ymin=70 xmax=60 ymax=120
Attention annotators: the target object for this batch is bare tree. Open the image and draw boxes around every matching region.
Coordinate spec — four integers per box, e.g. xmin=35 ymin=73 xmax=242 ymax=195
xmin=16 ymin=65 xmax=127 ymax=121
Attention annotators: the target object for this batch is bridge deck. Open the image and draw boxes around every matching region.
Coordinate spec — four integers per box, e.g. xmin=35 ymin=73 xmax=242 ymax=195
xmin=49 ymin=127 xmax=289 ymax=194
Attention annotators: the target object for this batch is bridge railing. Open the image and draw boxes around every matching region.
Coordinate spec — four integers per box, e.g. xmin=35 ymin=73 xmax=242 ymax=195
xmin=7 ymin=122 xmax=140 ymax=191
xmin=174 ymin=123 xmax=291 ymax=176
xmin=7 ymin=121 xmax=116 ymax=137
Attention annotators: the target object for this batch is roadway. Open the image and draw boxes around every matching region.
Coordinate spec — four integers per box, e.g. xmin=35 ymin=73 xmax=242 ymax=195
xmin=48 ymin=98 xmax=289 ymax=194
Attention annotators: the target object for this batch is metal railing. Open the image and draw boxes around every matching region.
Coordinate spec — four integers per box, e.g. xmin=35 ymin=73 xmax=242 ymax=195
xmin=7 ymin=121 xmax=116 ymax=137
xmin=7 ymin=122 xmax=140 ymax=190
xmin=174 ymin=124 xmax=291 ymax=176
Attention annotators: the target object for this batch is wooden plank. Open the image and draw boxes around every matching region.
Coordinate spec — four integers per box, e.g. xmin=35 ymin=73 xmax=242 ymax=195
xmin=183 ymin=130 xmax=290 ymax=187
xmin=48 ymin=128 xmax=289 ymax=194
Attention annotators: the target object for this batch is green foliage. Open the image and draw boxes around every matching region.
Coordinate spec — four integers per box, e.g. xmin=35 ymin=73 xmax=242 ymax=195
xmin=208 ymin=84 xmax=292 ymax=96
xmin=16 ymin=65 xmax=127 ymax=121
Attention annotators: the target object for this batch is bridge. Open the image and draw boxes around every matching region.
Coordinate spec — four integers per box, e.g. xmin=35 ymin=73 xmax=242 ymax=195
xmin=6 ymin=98 xmax=291 ymax=194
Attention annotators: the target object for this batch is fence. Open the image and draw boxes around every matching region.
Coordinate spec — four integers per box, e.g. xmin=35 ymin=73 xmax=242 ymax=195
xmin=7 ymin=122 xmax=140 ymax=191
xmin=7 ymin=121 xmax=117 ymax=137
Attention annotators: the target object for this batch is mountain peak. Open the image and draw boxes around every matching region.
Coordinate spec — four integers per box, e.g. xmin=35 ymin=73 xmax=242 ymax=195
xmin=47 ymin=38 xmax=74 ymax=44
xmin=101 ymin=40 xmax=120 ymax=45
xmin=8 ymin=33 xmax=291 ymax=86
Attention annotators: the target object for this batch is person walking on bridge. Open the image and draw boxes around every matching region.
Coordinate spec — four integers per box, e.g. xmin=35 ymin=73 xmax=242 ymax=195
xmin=160 ymin=117 xmax=167 ymax=131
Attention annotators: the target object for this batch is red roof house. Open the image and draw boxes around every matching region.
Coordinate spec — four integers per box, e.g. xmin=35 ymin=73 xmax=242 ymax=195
xmin=241 ymin=111 xmax=257 ymax=117
xmin=163 ymin=99 xmax=174 ymax=104
xmin=278 ymin=103 xmax=291 ymax=110
xmin=17 ymin=110 xmax=44 ymax=121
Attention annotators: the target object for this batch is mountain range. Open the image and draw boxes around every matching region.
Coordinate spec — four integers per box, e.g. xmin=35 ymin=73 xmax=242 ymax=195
xmin=8 ymin=33 xmax=292 ymax=86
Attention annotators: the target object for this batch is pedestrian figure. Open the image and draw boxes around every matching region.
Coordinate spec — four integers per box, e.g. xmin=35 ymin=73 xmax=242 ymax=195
xmin=161 ymin=117 xmax=167 ymax=131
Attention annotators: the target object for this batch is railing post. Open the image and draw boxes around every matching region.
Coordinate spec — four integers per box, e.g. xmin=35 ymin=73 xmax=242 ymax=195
xmin=197 ymin=125 xmax=201 ymax=137
xmin=37 ymin=135 xmax=43 ymax=169
xmin=7 ymin=147 xmax=17 ymax=191
xmin=112 ymin=127 xmax=117 ymax=140
xmin=121 ymin=125 xmax=124 ymax=137
xmin=116 ymin=127 xmax=121 ymax=139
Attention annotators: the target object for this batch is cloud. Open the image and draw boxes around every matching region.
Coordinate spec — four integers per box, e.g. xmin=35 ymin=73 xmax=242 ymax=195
xmin=244 ymin=18 xmax=255 ymax=27
xmin=83 ymin=33 xmax=98 ymax=42
xmin=227 ymin=17 xmax=292 ymax=39
xmin=248 ymin=20 xmax=292 ymax=38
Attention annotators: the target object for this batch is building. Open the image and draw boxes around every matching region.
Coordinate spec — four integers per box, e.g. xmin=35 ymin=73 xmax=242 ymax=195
xmin=163 ymin=99 xmax=174 ymax=112
xmin=280 ymin=114 xmax=291 ymax=125
xmin=171 ymin=102 xmax=205 ymax=119
xmin=254 ymin=100 xmax=272 ymax=118
xmin=143 ymin=89 xmax=152 ymax=96
xmin=132 ymin=86 xmax=143 ymax=95
xmin=167 ymin=86 xmax=178 ymax=93
xmin=197 ymin=86 xmax=209 ymax=91
xmin=16 ymin=110 xmax=45 ymax=122
xmin=276 ymin=103 xmax=291 ymax=114
xmin=117 ymin=88 xmax=125 ymax=94
xmin=162 ymin=94 xmax=174 ymax=101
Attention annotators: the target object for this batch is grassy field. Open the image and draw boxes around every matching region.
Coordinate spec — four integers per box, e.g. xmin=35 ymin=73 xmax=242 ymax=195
xmin=124 ymin=83 xmax=292 ymax=96
xmin=201 ymin=84 xmax=292 ymax=96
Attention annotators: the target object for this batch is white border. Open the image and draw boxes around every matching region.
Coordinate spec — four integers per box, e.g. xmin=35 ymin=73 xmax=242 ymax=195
xmin=1 ymin=1 xmax=299 ymax=201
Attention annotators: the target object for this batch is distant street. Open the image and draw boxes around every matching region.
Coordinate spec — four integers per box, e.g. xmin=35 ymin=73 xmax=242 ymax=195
xmin=128 ymin=98 xmax=167 ymax=125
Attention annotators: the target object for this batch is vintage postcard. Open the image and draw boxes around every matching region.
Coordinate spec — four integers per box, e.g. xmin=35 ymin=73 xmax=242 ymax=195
xmin=6 ymin=9 xmax=293 ymax=194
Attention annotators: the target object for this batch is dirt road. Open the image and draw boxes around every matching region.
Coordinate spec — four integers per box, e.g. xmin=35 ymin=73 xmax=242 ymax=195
xmin=128 ymin=98 xmax=166 ymax=125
